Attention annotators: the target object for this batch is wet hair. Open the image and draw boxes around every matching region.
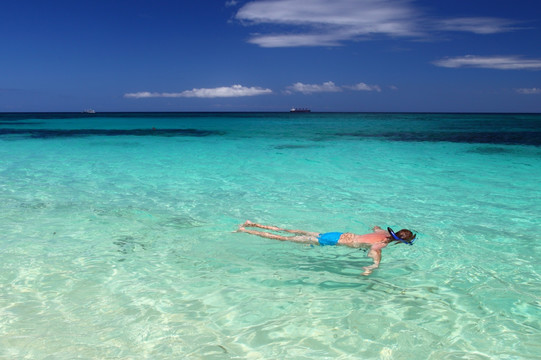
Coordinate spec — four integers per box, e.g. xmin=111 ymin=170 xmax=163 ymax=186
xmin=396 ymin=229 xmax=415 ymax=241
xmin=389 ymin=229 xmax=416 ymax=244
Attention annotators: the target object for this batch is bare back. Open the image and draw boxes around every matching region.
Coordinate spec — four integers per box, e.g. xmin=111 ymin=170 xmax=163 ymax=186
xmin=237 ymin=221 xmax=399 ymax=276
xmin=337 ymin=230 xmax=390 ymax=248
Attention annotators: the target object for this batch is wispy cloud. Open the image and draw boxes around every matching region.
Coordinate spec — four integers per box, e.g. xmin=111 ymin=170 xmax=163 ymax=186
xmin=234 ymin=0 xmax=519 ymax=47
xmin=246 ymin=33 xmax=348 ymax=48
xmin=433 ymin=55 xmax=541 ymax=70
xmin=438 ymin=17 xmax=520 ymax=34
xmin=285 ymin=81 xmax=342 ymax=94
xmin=516 ymin=88 xmax=541 ymax=94
xmin=179 ymin=85 xmax=272 ymax=98
xmin=345 ymin=83 xmax=382 ymax=92
xmin=236 ymin=0 xmax=419 ymax=47
xmin=285 ymin=81 xmax=385 ymax=94
xmin=125 ymin=85 xmax=272 ymax=99
xmin=124 ymin=92 xmax=180 ymax=98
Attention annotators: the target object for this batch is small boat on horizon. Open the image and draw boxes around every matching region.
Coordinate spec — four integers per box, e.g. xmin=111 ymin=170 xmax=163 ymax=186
xmin=290 ymin=107 xmax=311 ymax=113
xmin=82 ymin=109 xmax=96 ymax=114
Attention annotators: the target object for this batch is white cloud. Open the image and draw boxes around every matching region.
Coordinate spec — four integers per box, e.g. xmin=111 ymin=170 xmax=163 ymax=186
xmin=285 ymin=81 xmax=387 ymax=94
xmin=125 ymin=85 xmax=272 ymax=99
xmin=438 ymin=17 xmax=519 ymax=34
xmin=345 ymin=82 xmax=382 ymax=92
xmin=236 ymin=0 xmax=417 ymax=32
xmin=225 ymin=1 xmax=238 ymax=7
xmin=433 ymin=55 xmax=541 ymax=70
xmin=286 ymin=81 xmax=342 ymax=94
xmin=236 ymin=0 xmax=419 ymax=47
xmin=124 ymin=92 xmax=179 ymax=98
xmin=247 ymin=33 xmax=346 ymax=48
xmin=235 ymin=0 xmax=520 ymax=47
xmin=180 ymin=85 xmax=272 ymax=97
xmin=516 ymin=88 xmax=541 ymax=94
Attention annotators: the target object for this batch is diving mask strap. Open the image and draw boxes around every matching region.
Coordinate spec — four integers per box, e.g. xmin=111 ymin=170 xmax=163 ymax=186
xmin=387 ymin=227 xmax=415 ymax=245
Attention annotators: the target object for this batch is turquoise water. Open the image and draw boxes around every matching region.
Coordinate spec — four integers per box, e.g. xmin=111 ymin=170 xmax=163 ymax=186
xmin=1 ymin=113 xmax=540 ymax=359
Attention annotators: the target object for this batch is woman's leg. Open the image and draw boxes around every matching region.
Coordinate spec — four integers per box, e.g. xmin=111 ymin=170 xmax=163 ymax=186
xmin=237 ymin=226 xmax=318 ymax=245
xmin=242 ymin=220 xmax=319 ymax=237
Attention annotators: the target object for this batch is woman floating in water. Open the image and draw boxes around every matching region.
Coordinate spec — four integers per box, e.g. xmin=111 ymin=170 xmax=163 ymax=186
xmin=237 ymin=220 xmax=416 ymax=275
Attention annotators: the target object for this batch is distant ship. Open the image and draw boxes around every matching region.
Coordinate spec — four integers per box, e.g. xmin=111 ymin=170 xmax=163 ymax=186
xmin=82 ymin=109 xmax=96 ymax=114
xmin=290 ymin=107 xmax=311 ymax=113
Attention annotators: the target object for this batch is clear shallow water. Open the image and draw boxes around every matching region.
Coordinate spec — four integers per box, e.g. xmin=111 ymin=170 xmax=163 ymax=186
xmin=1 ymin=113 xmax=540 ymax=359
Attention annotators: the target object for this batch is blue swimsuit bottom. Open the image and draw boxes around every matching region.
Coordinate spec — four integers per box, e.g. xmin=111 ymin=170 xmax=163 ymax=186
xmin=317 ymin=232 xmax=343 ymax=246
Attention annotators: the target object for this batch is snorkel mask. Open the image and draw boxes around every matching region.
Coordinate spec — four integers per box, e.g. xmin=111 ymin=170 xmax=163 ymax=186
xmin=387 ymin=227 xmax=416 ymax=245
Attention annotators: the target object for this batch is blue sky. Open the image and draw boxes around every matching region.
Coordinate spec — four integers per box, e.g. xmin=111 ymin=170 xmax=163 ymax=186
xmin=1 ymin=0 xmax=541 ymax=112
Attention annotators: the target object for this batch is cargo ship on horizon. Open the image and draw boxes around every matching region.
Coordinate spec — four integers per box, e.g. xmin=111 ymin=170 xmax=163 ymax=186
xmin=289 ymin=107 xmax=311 ymax=113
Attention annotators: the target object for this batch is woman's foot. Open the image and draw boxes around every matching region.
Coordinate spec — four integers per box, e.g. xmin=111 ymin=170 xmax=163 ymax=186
xmin=235 ymin=221 xmax=248 ymax=232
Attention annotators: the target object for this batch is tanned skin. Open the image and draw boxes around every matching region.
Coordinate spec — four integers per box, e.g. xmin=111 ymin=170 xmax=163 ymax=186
xmin=237 ymin=221 xmax=401 ymax=276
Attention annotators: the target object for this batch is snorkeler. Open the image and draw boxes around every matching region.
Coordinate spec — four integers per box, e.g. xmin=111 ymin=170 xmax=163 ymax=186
xmin=237 ymin=221 xmax=416 ymax=276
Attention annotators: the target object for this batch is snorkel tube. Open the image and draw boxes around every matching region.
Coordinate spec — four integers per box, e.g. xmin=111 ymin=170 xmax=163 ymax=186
xmin=387 ymin=227 xmax=416 ymax=245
